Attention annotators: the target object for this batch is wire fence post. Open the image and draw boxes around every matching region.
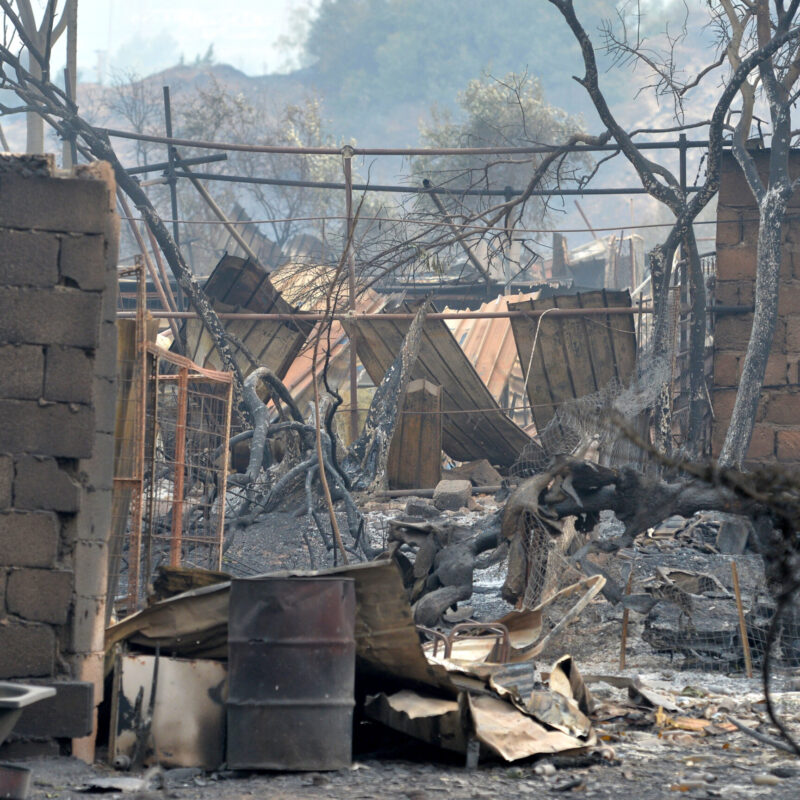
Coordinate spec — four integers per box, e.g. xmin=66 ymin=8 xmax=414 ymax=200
xmin=343 ymin=145 xmax=359 ymax=442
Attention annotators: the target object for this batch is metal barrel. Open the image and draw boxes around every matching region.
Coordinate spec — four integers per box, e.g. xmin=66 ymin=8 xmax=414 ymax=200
xmin=226 ymin=576 xmax=356 ymax=771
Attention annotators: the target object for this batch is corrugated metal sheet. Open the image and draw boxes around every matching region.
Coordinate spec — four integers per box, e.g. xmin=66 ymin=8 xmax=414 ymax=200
xmin=182 ymin=255 xmax=314 ymax=380
xmin=347 ymin=309 xmax=531 ymax=467
xmin=508 ymin=289 xmax=637 ymax=431
xmin=447 ymin=293 xmax=538 ymax=424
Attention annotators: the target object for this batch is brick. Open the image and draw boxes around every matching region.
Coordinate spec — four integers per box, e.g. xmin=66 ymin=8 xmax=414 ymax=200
xmin=0 ymin=512 xmax=59 ymax=567
xmin=764 ymin=355 xmax=792 ymax=386
xmin=0 ymin=287 xmax=101 ymax=349
xmin=44 ymin=346 xmax=93 ymax=404
xmin=716 ymin=245 xmax=756 ymax=281
xmin=713 ymin=352 xmax=740 ymax=386
xmin=6 ymin=569 xmax=73 ymax=624
xmin=0 ymin=622 xmax=55 ymax=678
xmin=59 ymin=234 xmax=106 ymax=291
xmin=0 ymin=569 xmax=6 ymax=616
xmin=14 ymin=456 xmax=80 ymax=513
xmin=764 ymin=391 xmax=800 ymax=425
xmin=0 ymin=229 xmax=59 ymax=286
xmin=712 ymin=389 xmax=738 ymax=421
xmin=786 ymin=314 xmax=800 ymax=352
xmin=716 ymin=207 xmax=742 ymax=246
xmin=0 ymin=455 xmax=11 ymax=510
xmin=715 ymin=314 xmax=755 ymax=350
xmin=0 ymin=345 xmax=44 ymax=399
xmin=777 ymin=429 xmax=800 ymax=462
xmin=747 ymin=424 xmax=776 ymax=460
xmin=0 ymin=400 xmax=94 ymax=459
xmin=0 ymin=173 xmax=108 ymax=234
xmin=11 ymin=680 xmax=93 ymax=738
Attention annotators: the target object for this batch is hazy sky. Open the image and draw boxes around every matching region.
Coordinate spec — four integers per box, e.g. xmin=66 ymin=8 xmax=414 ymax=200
xmin=51 ymin=0 xmax=316 ymax=81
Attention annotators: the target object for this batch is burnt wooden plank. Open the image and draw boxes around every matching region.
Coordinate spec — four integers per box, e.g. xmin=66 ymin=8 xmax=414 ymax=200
xmin=509 ymin=290 xmax=637 ymax=432
xmin=181 ymin=255 xmax=313 ymax=380
xmin=387 ymin=379 xmax=442 ymax=490
xmin=348 ymin=314 xmax=530 ymax=466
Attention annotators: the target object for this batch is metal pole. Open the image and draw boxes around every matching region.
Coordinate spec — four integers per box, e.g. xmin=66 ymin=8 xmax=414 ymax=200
xmin=117 ymin=306 xmax=660 ymax=322
xmin=343 ymin=146 xmax=359 ymax=442
xmin=101 ymin=127 xmax=713 ymax=156
xmin=171 ymin=367 xmax=189 ymax=567
xmin=424 ymin=180 xmax=492 ymax=286
xmin=163 ymin=86 xmax=184 ymax=310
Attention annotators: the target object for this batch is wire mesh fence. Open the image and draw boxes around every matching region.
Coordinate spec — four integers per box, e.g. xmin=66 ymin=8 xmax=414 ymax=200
xmin=108 ymin=314 xmax=234 ymax=618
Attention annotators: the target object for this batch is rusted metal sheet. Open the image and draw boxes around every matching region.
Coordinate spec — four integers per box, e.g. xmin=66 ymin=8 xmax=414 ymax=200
xmin=227 ymin=577 xmax=356 ymax=771
xmin=448 ymin=293 xmax=538 ymax=425
xmin=508 ymin=289 xmax=637 ymax=430
xmin=182 ymin=254 xmax=313 ymax=379
xmin=347 ymin=311 xmax=531 ymax=466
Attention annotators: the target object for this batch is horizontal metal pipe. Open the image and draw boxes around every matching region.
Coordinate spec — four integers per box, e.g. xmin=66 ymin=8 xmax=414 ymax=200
xmin=101 ymin=127 xmax=713 ymax=157
xmin=118 ymin=306 xmax=653 ymax=321
xmin=125 ymin=153 xmax=228 ymax=175
xmin=116 ymin=304 xmax=751 ymax=322
xmin=173 ymin=170 xmax=703 ymax=197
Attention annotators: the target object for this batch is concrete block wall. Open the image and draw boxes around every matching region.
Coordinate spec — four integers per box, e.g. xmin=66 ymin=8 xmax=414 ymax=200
xmin=713 ymin=151 xmax=800 ymax=464
xmin=0 ymin=154 xmax=118 ymax=755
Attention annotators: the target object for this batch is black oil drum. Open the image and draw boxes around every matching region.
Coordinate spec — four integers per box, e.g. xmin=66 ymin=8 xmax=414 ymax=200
xmin=227 ymin=576 xmax=356 ymax=770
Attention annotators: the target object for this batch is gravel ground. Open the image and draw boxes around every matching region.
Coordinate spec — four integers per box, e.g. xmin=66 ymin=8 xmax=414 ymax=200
xmin=21 ymin=498 xmax=799 ymax=799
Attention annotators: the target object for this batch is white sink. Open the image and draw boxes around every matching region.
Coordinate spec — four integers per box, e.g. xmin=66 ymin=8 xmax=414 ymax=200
xmin=0 ymin=683 xmax=57 ymax=745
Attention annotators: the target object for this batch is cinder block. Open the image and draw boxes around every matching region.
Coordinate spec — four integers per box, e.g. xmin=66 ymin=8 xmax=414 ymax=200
xmin=14 ymin=455 xmax=80 ymax=513
xmin=11 ymin=680 xmax=94 ymax=738
xmin=777 ymin=429 xmax=800 ymax=462
xmin=0 ymin=511 xmax=59 ymax=567
xmin=59 ymin=234 xmax=106 ymax=291
xmin=6 ymin=569 xmax=73 ymax=624
xmin=0 ymin=622 xmax=55 ymax=678
xmin=0 ymin=739 xmax=61 ymax=760
xmin=716 ymin=245 xmax=756 ymax=281
xmin=0 ymin=173 xmax=108 ymax=234
xmin=0 ymin=455 xmax=11 ymax=510
xmin=0 ymin=400 xmax=94 ymax=459
xmin=763 ymin=391 xmax=800 ymax=425
xmin=44 ymin=346 xmax=93 ymax=404
xmin=0 ymin=345 xmax=44 ymax=399
xmin=0 ymin=287 xmax=101 ymax=349
xmin=0 ymin=229 xmax=59 ymax=286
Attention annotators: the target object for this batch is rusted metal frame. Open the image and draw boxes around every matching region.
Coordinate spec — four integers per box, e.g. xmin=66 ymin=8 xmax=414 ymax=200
xmin=126 ymin=258 xmax=148 ymax=614
xmin=102 ymin=127 xmax=712 ymax=156
xmin=448 ymin=622 xmax=511 ymax=664
xmin=117 ymin=192 xmax=183 ymax=346
xmin=172 ymin=150 xmax=263 ymax=266
xmin=216 ymin=380 xmax=234 ymax=571
xmin=417 ymin=626 xmax=452 ymax=659
xmin=121 ymin=306 xmax=656 ymax=322
xmin=170 ymin=366 xmax=189 ymax=567
xmin=343 ymin=147 xmax=360 ymax=442
xmin=125 ymin=152 xmax=227 ymax=175
xmin=425 ymin=185 xmax=492 ymax=286
xmin=169 ymin=170 xmax=706 ymax=196
xmin=145 ymin=342 xmax=234 ymax=382
xmin=144 ymin=357 xmax=159 ymax=589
